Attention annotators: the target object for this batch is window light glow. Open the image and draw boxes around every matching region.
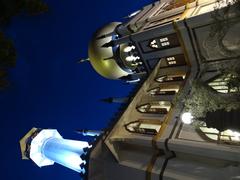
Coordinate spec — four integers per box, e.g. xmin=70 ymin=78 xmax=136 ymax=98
xmin=167 ymin=57 xmax=175 ymax=61
xmin=125 ymin=55 xmax=139 ymax=62
xmin=123 ymin=46 xmax=136 ymax=52
xmin=168 ymin=61 xmax=176 ymax=65
xmin=160 ymin=37 xmax=168 ymax=42
xmin=199 ymin=126 xmax=240 ymax=143
xmin=150 ymin=39 xmax=158 ymax=48
xmin=161 ymin=42 xmax=170 ymax=46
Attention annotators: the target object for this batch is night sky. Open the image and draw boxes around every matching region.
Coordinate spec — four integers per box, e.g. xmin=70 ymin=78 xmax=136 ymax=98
xmin=0 ymin=0 xmax=152 ymax=179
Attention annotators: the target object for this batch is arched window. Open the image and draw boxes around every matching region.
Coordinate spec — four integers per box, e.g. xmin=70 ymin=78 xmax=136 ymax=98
xmin=124 ymin=120 xmax=162 ymax=135
xmin=150 ymin=37 xmax=170 ymax=49
xmin=137 ymin=101 xmax=171 ymax=114
xmin=198 ymin=124 xmax=240 ymax=145
xmin=208 ymin=74 xmax=240 ymax=94
xmin=165 ymin=54 xmax=186 ymax=67
xmin=156 ymin=74 xmax=186 ymax=83
xmin=119 ymin=43 xmax=142 ymax=70
xmin=148 ymin=85 xmax=179 ymax=96
xmin=149 ymin=34 xmax=180 ymax=50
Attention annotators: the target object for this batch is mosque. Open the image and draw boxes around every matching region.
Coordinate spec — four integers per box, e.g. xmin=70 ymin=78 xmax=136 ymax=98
xmin=20 ymin=0 xmax=240 ymax=179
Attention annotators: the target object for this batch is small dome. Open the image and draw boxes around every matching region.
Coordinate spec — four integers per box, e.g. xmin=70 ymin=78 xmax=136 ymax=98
xmin=88 ymin=22 xmax=129 ymax=79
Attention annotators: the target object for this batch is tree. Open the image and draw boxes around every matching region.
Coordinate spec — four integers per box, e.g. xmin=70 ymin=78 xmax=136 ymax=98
xmin=0 ymin=32 xmax=16 ymax=68
xmin=0 ymin=0 xmax=48 ymax=24
xmin=0 ymin=69 xmax=9 ymax=89
xmin=208 ymin=0 xmax=240 ymax=57
xmin=22 ymin=0 xmax=49 ymax=15
xmin=0 ymin=32 xmax=16 ymax=90
xmin=0 ymin=0 xmax=48 ymax=90
xmin=184 ymin=72 xmax=240 ymax=119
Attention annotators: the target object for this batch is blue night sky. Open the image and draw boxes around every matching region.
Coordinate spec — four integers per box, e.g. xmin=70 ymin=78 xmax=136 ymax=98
xmin=0 ymin=0 xmax=151 ymax=179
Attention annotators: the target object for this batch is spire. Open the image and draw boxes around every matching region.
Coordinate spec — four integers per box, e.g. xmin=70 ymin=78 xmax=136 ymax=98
xmin=75 ymin=130 xmax=103 ymax=137
xmin=101 ymin=40 xmax=115 ymax=48
xmin=126 ymin=78 xmax=141 ymax=84
xmin=96 ymin=32 xmax=115 ymax=39
xmin=101 ymin=97 xmax=130 ymax=104
xmin=77 ymin=58 xmax=90 ymax=63
xmin=123 ymin=10 xmax=141 ymax=18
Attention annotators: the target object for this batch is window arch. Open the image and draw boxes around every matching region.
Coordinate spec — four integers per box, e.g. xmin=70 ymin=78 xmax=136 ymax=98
xmin=124 ymin=120 xmax=162 ymax=135
xmin=197 ymin=124 xmax=240 ymax=145
xmin=208 ymin=74 xmax=240 ymax=94
xmin=149 ymin=34 xmax=180 ymax=50
xmin=137 ymin=101 xmax=171 ymax=114
xmin=148 ymin=85 xmax=180 ymax=96
xmin=155 ymin=74 xmax=186 ymax=83
xmin=165 ymin=54 xmax=186 ymax=67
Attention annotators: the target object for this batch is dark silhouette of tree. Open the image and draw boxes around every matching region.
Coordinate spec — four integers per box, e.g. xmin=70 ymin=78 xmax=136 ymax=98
xmin=0 ymin=0 xmax=48 ymax=25
xmin=0 ymin=0 xmax=48 ymax=90
xmin=0 ymin=32 xmax=16 ymax=68
xmin=0 ymin=32 xmax=16 ymax=89
xmin=0 ymin=69 xmax=9 ymax=89
xmin=23 ymin=0 xmax=49 ymax=15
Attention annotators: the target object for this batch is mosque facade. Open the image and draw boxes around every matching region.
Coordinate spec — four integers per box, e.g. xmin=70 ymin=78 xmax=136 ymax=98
xmin=20 ymin=0 xmax=240 ymax=179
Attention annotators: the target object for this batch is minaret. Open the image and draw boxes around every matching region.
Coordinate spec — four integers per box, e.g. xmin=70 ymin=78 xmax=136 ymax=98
xmin=19 ymin=128 xmax=92 ymax=175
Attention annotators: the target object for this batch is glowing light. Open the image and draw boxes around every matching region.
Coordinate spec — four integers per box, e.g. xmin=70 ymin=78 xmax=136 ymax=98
xmin=232 ymin=131 xmax=240 ymax=140
xmin=123 ymin=46 xmax=135 ymax=52
xmin=126 ymin=56 xmax=135 ymax=61
xmin=181 ymin=112 xmax=193 ymax=124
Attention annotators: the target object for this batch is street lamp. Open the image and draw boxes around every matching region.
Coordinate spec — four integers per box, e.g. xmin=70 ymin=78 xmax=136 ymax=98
xmin=181 ymin=112 xmax=193 ymax=124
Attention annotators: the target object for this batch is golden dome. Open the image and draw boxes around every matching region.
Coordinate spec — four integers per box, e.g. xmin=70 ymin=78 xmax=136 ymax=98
xmin=88 ymin=22 xmax=129 ymax=79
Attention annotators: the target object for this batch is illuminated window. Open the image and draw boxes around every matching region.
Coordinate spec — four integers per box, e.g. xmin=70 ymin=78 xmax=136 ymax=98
xmin=124 ymin=120 xmax=162 ymax=135
xmin=168 ymin=61 xmax=177 ymax=65
xmin=198 ymin=124 xmax=240 ymax=145
xmin=166 ymin=56 xmax=177 ymax=65
xmin=150 ymin=39 xmax=158 ymax=49
xmin=137 ymin=101 xmax=171 ymax=114
xmin=156 ymin=74 xmax=186 ymax=83
xmin=150 ymin=37 xmax=170 ymax=48
xmin=208 ymin=74 xmax=240 ymax=94
xmin=167 ymin=57 xmax=175 ymax=61
xmin=161 ymin=42 xmax=170 ymax=47
xmin=144 ymin=34 xmax=179 ymax=52
xmin=160 ymin=37 xmax=168 ymax=42
xmin=123 ymin=45 xmax=136 ymax=53
xmin=148 ymin=86 xmax=179 ymax=96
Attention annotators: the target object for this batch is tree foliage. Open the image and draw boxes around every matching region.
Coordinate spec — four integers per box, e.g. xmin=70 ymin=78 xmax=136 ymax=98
xmin=0 ymin=0 xmax=48 ymax=24
xmin=209 ymin=0 xmax=240 ymax=56
xmin=0 ymin=32 xmax=16 ymax=89
xmin=0 ymin=69 xmax=9 ymax=89
xmin=0 ymin=0 xmax=48 ymax=90
xmin=0 ymin=32 xmax=16 ymax=67
xmin=221 ymin=64 xmax=240 ymax=92
xmin=184 ymin=75 xmax=240 ymax=119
